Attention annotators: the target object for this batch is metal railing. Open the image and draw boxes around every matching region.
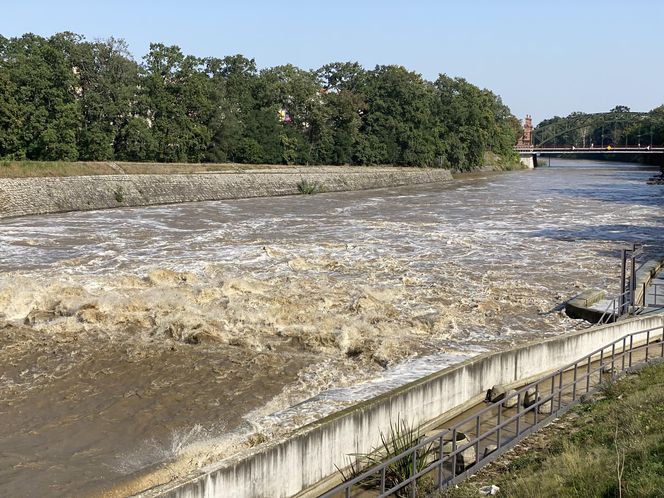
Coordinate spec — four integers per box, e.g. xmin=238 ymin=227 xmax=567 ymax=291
xmin=647 ymin=283 xmax=664 ymax=307
xmin=597 ymin=280 xmax=664 ymax=325
xmin=597 ymin=290 xmax=631 ymax=325
xmin=320 ymin=324 xmax=664 ymax=498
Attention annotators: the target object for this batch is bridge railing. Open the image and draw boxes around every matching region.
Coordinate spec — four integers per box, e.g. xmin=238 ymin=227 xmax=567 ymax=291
xmin=319 ymin=323 xmax=664 ymax=498
xmin=514 ymin=145 xmax=664 ymax=152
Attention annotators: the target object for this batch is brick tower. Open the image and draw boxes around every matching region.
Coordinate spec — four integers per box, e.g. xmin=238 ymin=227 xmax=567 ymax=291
xmin=517 ymin=115 xmax=533 ymax=146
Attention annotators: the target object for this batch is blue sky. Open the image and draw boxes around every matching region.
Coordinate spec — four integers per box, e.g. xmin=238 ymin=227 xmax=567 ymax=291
xmin=1 ymin=0 xmax=662 ymax=123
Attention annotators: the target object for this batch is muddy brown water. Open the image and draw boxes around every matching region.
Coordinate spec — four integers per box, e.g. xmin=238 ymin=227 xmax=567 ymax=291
xmin=0 ymin=159 xmax=662 ymax=496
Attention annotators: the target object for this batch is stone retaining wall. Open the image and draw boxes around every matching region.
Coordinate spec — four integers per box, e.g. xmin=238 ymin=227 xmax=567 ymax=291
xmin=0 ymin=167 xmax=453 ymax=219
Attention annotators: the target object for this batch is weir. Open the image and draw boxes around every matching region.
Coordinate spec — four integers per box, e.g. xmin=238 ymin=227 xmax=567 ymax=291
xmin=137 ymin=315 xmax=664 ymax=498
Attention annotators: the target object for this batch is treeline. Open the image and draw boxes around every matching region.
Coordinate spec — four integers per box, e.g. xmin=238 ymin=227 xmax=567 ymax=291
xmin=0 ymin=32 xmax=521 ymax=170
xmin=534 ymin=105 xmax=664 ymax=149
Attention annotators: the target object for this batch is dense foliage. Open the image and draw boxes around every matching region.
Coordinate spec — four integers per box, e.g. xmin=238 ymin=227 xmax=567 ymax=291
xmin=0 ymin=32 xmax=520 ymax=170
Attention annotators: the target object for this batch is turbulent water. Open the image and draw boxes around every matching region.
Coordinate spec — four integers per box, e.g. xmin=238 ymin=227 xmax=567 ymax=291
xmin=0 ymin=159 xmax=662 ymax=496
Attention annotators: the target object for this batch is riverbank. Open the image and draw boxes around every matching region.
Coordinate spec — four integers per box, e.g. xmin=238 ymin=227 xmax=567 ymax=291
xmin=441 ymin=359 xmax=664 ymax=498
xmin=0 ymin=152 xmax=526 ymax=179
xmin=0 ymin=166 xmax=453 ymax=219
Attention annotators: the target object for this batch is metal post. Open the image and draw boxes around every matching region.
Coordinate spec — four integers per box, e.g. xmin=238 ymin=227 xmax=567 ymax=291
xmin=572 ymin=363 xmax=578 ymax=400
xmin=558 ymin=370 xmax=563 ymax=410
xmin=534 ymin=384 xmax=539 ymax=425
xmin=438 ymin=435 xmax=444 ymax=487
xmin=619 ymin=249 xmax=627 ymax=316
xmin=586 ymin=356 xmax=591 ymax=393
xmin=475 ymin=416 xmax=481 ymax=461
xmin=451 ymin=429 xmax=457 ymax=478
xmin=630 ymin=250 xmax=637 ymax=309
xmin=516 ymin=392 xmax=521 ymax=436
xmin=646 ymin=330 xmax=650 ymax=362
xmin=381 ymin=467 xmax=386 ymax=494
xmin=411 ymin=452 xmax=417 ymax=498
xmin=629 ymin=335 xmax=634 ymax=367
xmin=496 ymin=404 xmax=502 ymax=448
xmin=622 ymin=337 xmax=627 ymax=371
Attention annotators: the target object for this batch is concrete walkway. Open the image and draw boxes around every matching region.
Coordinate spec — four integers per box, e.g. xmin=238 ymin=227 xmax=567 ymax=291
xmin=588 ymin=267 xmax=664 ymax=321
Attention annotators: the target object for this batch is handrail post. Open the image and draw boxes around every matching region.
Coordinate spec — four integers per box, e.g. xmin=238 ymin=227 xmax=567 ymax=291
xmin=515 ymin=392 xmax=521 ymax=436
xmin=475 ymin=416 xmax=481 ymax=463
xmin=619 ymin=248 xmax=627 ymax=315
xmin=630 ymin=250 xmax=637 ymax=309
xmin=451 ymin=429 xmax=457 ymax=479
xmin=558 ymin=369 xmax=563 ymax=410
xmin=411 ymin=451 xmax=417 ymax=498
xmin=437 ymin=435 xmax=444 ymax=488
xmin=572 ymin=363 xmax=578 ymax=400
xmin=496 ymin=403 xmax=502 ymax=449
xmin=646 ymin=330 xmax=651 ymax=362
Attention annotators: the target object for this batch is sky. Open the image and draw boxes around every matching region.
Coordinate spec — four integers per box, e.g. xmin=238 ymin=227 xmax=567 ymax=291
xmin=1 ymin=0 xmax=662 ymax=123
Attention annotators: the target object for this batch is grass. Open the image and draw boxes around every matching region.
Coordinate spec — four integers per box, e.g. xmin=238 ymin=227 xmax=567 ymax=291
xmin=440 ymin=360 xmax=664 ymax=498
xmin=0 ymin=160 xmax=299 ymax=178
xmin=296 ymin=178 xmax=323 ymax=194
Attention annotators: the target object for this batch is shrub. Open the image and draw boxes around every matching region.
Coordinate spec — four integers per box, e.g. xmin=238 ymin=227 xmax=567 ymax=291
xmin=297 ymin=179 xmax=322 ymax=195
xmin=338 ymin=421 xmax=434 ymax=497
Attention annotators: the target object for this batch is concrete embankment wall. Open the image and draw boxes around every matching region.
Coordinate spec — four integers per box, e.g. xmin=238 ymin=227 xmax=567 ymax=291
xmin=142 ymin=314 xmax=664 ymax=498
xmin=0 ymin=167 xmax=452 ymax=219
xmin=518 ymin=154 xmax=536 ymax=169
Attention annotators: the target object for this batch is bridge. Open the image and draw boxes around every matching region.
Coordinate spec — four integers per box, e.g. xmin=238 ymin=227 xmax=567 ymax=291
xmin=514 ymin=112 xmax=664 ymax=166
xmin=516 ymin=146 xmax=664 ymax=155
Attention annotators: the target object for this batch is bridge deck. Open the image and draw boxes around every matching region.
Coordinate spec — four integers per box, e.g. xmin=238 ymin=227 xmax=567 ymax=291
xmin=516 ymin=146 xmax=664 ymax=154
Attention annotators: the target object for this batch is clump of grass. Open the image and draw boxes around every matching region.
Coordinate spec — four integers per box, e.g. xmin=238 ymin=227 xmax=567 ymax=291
xmin=114 ymin=187 xmax=124 ymax=203
xmin=338 ymin=421 xmax=434 ymax=497
xmin=297 ymin=179 xmax=322 ymax=194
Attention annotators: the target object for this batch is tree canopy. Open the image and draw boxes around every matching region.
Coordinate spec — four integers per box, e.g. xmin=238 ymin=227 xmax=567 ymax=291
xmin=0 ymin=32 xmax=520 ymax=170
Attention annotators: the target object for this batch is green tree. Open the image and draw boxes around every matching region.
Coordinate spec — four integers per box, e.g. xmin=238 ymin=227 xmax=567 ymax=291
xmin=74 ymin=38 xmax=141 ymax=160
xmin=142 ymin=44 xmax=212 ymax=162
xmin=357 ymin=65 xmax=436 ymax=166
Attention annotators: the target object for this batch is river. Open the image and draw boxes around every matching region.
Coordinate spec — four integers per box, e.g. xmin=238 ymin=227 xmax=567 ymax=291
xmin=0 ymin=158 xmax=662 ymax=496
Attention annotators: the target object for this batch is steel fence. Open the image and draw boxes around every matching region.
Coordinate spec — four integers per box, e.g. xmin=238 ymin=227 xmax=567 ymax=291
xmin=319 ymin=323 xmax=664 ymax=498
